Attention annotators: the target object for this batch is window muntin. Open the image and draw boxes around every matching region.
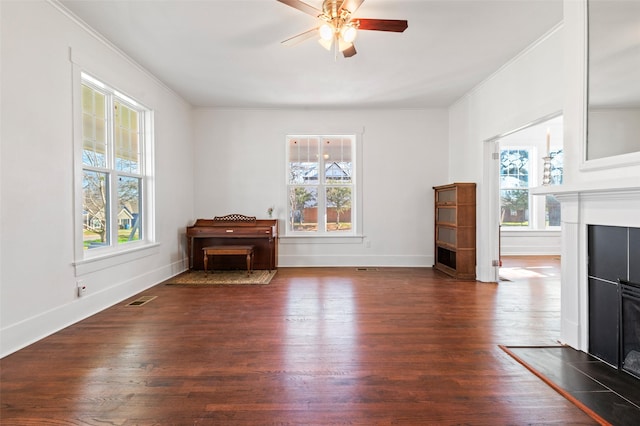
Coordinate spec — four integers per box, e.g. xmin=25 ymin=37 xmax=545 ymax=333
xmin=80 ymin=73 xmax=149 ymax=252
xmin=287 ymin=135 xmax=355 ymax=234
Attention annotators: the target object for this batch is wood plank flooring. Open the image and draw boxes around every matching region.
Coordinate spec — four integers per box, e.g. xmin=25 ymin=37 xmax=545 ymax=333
xmin=1 ymin=257 xmax=601 ymax=425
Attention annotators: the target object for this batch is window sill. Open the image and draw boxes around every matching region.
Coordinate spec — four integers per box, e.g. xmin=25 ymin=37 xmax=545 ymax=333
xmin=279 ymin=235 xmax=365 ymax=244
xmin=73 ymin=243 xmax=160 ymax=277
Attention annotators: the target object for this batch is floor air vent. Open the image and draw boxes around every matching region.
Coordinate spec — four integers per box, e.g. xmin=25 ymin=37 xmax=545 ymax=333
xmin=127 ymin=296 xmax=157 ymax=306
xmin=356 ymin=267 xmax=379 ymax=271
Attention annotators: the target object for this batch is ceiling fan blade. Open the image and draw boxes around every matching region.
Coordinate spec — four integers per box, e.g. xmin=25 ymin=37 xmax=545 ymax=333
xmin=282 ymin=27 xmax=319 ymax=46
xmin=356 ymin=18 xmax=408 ymax=33
xmin=342 ymin=44 xmax=357 ymax=58
xmin=339 ymin=0 xmax=365 ymax=15
xmin=276 ymin=0 xmax=322 ymax=17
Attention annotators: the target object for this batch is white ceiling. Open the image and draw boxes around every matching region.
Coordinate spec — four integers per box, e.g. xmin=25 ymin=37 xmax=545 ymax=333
xmin=59 ymin=0 xmax=563 ymax=109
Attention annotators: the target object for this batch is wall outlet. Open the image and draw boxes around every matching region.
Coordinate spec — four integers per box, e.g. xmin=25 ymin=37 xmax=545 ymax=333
xmin=365 ymin=240 xmax=372 ymax=248
xmin=77 ymin=280 xmax=86 ymax=297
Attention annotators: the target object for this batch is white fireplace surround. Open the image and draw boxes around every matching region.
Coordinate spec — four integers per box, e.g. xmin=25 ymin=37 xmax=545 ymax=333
xmin=534 ymin=180 xmax=640 ymax=352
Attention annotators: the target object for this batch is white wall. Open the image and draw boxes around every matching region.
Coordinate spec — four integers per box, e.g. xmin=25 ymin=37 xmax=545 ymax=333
xmin=0 ymin=1 xmax=195 ymax=357
xmin=500 ymin=231 xmax=561 ymax=256
xmin=449 ymin=25 xmax=565 ymax=281
xmin=192 ymin=108 xmax=449 ymax=267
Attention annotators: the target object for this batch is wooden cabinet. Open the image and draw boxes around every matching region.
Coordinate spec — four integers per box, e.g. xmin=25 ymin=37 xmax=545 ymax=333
xmin=433 ymin=183 xmax=476 ymax=280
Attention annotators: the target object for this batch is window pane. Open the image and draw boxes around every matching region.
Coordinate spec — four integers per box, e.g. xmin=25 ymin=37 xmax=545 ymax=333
xmin=499 ymin=149 xmax=529 ymax=188
xmin=288 ymin=137 xmax=319 ymax=184
xmin=114 ymin=101 xmax=140 ymax=173
xmin=323 ymin=137 xmax=352 ymax=184
xmin=546 ymin=194 xmax=561 ymax=227
xmin=549 ymin=149 xmax=564 ymax=185
xmin=83 ymin=170 xmax=109 ymax=249
xmin=288 ymin=186 xmax=317 ymax=232
xmin=326 ymin=186 xmax=352 ymax=232
xmin=81 ymin=85 xmax=107 ymax=168
xmin=117 ymin=176 xmax=142 ymax=243
xmin=500 ymin=189 xmax=529 ymax=227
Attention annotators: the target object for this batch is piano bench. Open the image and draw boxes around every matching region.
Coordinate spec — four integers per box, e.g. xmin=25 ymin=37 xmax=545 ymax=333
xmin=202 ymin=245 xmax=255 ymax=276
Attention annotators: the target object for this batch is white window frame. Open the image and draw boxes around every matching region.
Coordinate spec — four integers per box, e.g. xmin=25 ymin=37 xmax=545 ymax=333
xmin=500 ymin=146 xmax=562 ymax=230
xmin=72 ymin=70 xmax=156 ymax=270
xmin=499 ymin=146 xmax=536 ymax=229
xmin=285 ymin=134 xmax=362 ymax=239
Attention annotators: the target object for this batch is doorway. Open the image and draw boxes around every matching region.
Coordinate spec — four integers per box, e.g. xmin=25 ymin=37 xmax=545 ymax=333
xmin=489 ymin=115 xmax=564 ymax=280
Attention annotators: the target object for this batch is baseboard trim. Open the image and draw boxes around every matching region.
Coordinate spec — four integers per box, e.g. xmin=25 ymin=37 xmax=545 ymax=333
xmin=278 ymin=254 xmax=433 ymax=268
xmin=0 ymin=260 xmax=185 ymax=358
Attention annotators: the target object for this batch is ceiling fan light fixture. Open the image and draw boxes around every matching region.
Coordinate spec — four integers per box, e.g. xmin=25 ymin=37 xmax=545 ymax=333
xmin=278 ymin=0 xmax=409 ymax=59
xmin=340 ymin=25 xmax=357 ymax=43
xmin=319 ymin=23 xmax=334 ymax=41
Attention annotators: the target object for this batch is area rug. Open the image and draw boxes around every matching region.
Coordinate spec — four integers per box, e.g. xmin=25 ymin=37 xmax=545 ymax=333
xmin=165 ymin=270 xmax=276 ymax=285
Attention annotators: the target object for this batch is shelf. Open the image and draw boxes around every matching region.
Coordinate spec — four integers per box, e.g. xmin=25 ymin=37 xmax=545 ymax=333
xmin=433 ymin=183 xmax=476 ymax=280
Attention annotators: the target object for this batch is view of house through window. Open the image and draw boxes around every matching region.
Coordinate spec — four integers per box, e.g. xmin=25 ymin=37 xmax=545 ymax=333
xmin=81 ymin=73 xmax=149 ymax=251
xmin=287 ymin=135 xmax=355 ymax=234
xmin=499 ymin=116 xmax=563 ymax=229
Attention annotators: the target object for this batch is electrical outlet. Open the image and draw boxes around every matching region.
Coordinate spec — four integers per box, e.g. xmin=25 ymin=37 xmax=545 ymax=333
xmin=365 ymin=240 xmax=372 ymax=248
xmin=77 ymin=280 xmax=86 ymax=297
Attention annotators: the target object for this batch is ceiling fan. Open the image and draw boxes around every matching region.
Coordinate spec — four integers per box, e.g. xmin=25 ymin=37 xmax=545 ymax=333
xmin=276 ymin=0 xmax=408 ymax=58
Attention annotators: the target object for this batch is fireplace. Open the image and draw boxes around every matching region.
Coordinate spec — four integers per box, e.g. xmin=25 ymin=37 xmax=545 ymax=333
xmin=587 ymin=225 xmax=640 ymax=377
xmin=550 ymin=185 xmax=640 ymax=375
xmin=620 ymin=279 xmax=640 ymax=378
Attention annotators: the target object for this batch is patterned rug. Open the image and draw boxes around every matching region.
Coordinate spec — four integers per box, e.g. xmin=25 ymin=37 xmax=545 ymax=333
xmin=164 ymin=270 xmax=276 ymax=285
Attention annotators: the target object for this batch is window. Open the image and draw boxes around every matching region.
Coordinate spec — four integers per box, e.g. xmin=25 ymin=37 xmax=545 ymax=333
xmin=499 ymin=147 xmax=563 ymax=229
xmin=500 ymin=149 xmax=530 ymax=227
xmin=79 ymin=73 xmax=152 ymax=254
xmin=546 ymin=148 xmax=563 ymax=227
xmin=286 ymin=135 xmax=355 ymax=235
xmin=498 ymin=115 xmax=563 ymax=230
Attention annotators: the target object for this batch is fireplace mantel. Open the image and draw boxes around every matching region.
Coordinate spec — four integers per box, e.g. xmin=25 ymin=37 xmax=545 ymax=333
xmin=531 ymin=181 xmax=640 ymax=352
xmin=531 ymin=179 xmax=640 ymax=198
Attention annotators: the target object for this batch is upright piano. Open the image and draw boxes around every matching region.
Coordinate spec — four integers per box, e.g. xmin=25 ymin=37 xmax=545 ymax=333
xmin=186 ymin=214 xmax=278 ymax=271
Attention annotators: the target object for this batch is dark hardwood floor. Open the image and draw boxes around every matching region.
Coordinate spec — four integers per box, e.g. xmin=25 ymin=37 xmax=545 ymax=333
xmin=1 ymin=257 xmax=602 ymax=425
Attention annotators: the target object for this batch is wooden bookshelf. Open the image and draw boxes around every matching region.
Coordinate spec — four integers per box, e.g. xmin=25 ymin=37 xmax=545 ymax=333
xmin=433 ymin=183 xmax=476 ymax=280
